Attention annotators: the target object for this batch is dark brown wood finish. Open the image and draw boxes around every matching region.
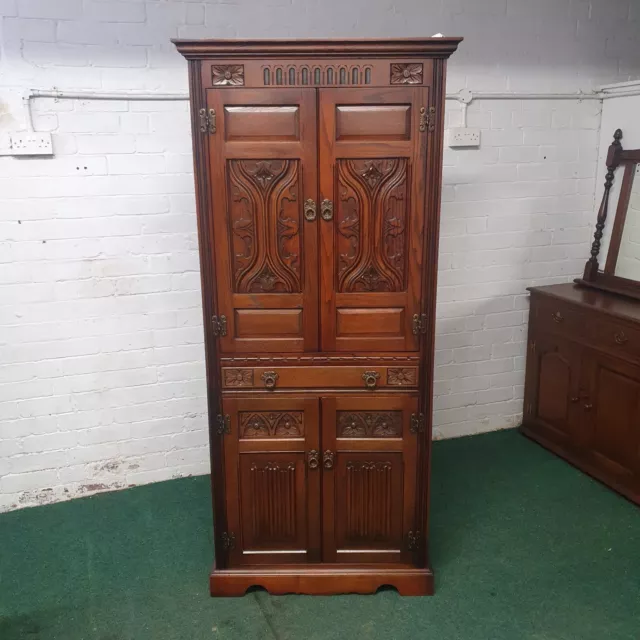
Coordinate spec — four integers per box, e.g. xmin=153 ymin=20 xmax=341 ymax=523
xmin=522 ymin=283 xmax=640 ymax=505
xmin=174 ymin=37 xmax=461 ymax=596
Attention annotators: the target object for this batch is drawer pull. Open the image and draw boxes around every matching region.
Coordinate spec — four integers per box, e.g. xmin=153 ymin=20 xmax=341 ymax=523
xmin=614 ymin=331 xmax=628 ymax=345
xmin=570 ymin=396 xmax=579 ymax=403
xmin=261 ymin=371 xmax=279 ymax=390
xmin=321 ymin=198 xmax=334 ymax=221
xmin=362 ymin=370 xmax=380 ymax=389
xmin=584 ymin=403 xmax=593 ymax=411
xmin=552 ymin=311 xmax=564 ymax=324
xmin=303 ymin=198 xmax=317 ymax=221
xmin=307 ymin=450 xmax=319 ymax=470
xmin=323 ymin=450 xmax=335 ymax=470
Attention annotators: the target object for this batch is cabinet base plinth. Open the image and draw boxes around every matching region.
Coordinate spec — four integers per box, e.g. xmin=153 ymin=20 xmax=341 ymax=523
xmin=210 ymin=566 xmax=434 ymax=597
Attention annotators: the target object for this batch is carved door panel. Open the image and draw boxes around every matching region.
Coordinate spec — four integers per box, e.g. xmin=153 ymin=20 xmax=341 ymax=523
xmin=320 ymin=395 xmax=419 ymax=564
xmin=222 ymin=396 xmax=321 ymax=565
xmin=525 ymin=334 xmax=582 ymax=448
xmin=318 ymin=87 xmax=428 ymax=351
xmin=582 ymin=352 xmax=640 ymax=486
xmin=207 ymin=88 xmax=318 ymax=352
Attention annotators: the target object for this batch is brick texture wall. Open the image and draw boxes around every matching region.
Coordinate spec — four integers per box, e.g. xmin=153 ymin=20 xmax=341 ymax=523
xmin=1 ymin=0 xmax=639 ymax=511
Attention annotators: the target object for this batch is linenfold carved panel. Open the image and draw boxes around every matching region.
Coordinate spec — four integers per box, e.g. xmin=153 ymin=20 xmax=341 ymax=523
xmin=337 ymin=158 xmax=408 ymax=293
xmin=250 ymin=462 xmax=297 ymax=541
xmin=337 ymin=411 xmax=402 ymax=438
xmin=345 ymin=461 xmax=393 ymax=542
xmin=240 ymin=411 xmax=304 ymax=438
xmin=228 ymin=159 xmax=302 ymax=293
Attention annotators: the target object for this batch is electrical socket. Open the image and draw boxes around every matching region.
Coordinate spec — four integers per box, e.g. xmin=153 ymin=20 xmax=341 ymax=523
xmin=10 ymin=132 xmax=53 ymax=156
xmin=448 ymin=127 xmax=481 ymax=148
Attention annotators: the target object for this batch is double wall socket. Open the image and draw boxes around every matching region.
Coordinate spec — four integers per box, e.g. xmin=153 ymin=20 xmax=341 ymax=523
xmin=448 ymin=127 xmax=481 ymax=147
xmin=9 ymin=133 xmax=54 ymax=156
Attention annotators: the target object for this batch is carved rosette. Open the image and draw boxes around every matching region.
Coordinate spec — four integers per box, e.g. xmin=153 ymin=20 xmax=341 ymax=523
xmin=240 ymin=411 xmax=304 ymax=438
xmin=212 ymin=64 xmax=244 ymax=86
xmin=223 ymin=368 xmax=254 ymax=387
xmin=337 ymin=411 xmax=402 ymax=438
xmin=390 ymin=63 xmax=423 ymax=85
xmin=387 ymin=368 xmax=417 ymax=386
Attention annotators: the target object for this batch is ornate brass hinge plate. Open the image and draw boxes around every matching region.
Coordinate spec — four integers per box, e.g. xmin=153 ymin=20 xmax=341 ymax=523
xmin=212 ymin=315 xmax=227 ymax=337
xmin=221 ymin=531 xmax=235 ymax=551
xmin=216 ymin=414 xmax=230 ymax=435
xmin=199 ymin=107 xmax=216 ymax=134
xmin=419 ymin=106 xmax=436 ymax=133
xmin=410 ymin=413 xmax=425 ymax=434
xmin=412 ymin=313 xmax=427 ymax=335
xmin=407 ymin=530 xmax=422 ymax=551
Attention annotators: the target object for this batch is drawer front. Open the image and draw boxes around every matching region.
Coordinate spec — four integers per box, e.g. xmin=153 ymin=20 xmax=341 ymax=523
xmin=592 ymin=319 xmax=640 ymax=361
xmin=533 ymin=296 xmax=587 ymax=341
xmin=222 ymin=365 xmax=419 ymax=391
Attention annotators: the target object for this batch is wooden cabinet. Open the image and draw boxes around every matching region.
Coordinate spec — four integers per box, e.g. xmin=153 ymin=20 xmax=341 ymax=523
xmin=523 ymin=283 xmax=640 ymax=505
xmin=174 ymin=37 xmax=462 ymax=596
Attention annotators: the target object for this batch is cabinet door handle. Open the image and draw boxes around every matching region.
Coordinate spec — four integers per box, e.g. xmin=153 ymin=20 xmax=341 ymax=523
xmin=570 ymin=396 xmax=579 ymax=403
xmin=362 ymin=371 xmax=380 ymax=389
xmin=323 ymin=450 xmax=335 ymax=470
xmin=584 ymin=403 xmax=593 ymax=411
xmin=303 ymin=198 xmax=317 ymax=221
xmin=320 ymin=199 xmax=333 ymax=221
xmin=261 ymin=371 xmax=279 ymax=390
xmin=308 ymin=450 xmax=319 ymax=469
xmin=552 ymin=311 xmax=564 ymax=324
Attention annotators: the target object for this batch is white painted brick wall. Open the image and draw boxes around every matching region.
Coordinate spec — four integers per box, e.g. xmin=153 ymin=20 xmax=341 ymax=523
xmin=0 ymin=0 xmax=639 ymax=511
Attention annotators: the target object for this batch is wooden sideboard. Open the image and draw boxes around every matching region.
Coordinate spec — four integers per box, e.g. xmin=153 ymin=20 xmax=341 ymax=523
xmin=522 ymin=283 xmax=640 ymax=504
xmin=174 ymin=38 xmax=462 ymax=596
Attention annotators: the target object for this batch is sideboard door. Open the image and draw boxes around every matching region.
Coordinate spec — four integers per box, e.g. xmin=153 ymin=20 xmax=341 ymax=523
xmin=318 ymin=87 xmax=428 ymax=352
xmin=320 ymin=394 xmax=419 ymax=564
xmin=207 ymin=88 xmax=319 ymax=352
xmin=221 ymin=396 xmax=321 ymax=565
xmin=525 ymin=333 xmax=582 ymax=448
xmin=582 ymin=352 xmax=640 ymax=488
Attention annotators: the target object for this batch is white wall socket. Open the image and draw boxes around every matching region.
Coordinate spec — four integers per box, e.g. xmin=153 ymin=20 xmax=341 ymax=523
xmin=10 ymin=132 xmax=54 ymax=156
xmin=448 ymin=127 xmax=481 ymax=147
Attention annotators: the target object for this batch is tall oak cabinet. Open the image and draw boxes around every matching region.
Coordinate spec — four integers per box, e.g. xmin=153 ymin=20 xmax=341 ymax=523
xmin=174 ymin=38 xmax=461 ymax=596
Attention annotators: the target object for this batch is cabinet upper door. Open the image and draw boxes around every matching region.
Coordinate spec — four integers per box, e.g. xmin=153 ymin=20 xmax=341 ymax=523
xmin=207 ymin=88 xmax=319 ymax=353
xmin=318 ymin=87 xmax=429 ymax=352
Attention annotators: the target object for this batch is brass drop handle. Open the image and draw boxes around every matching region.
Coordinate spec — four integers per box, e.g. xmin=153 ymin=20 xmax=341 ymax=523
xmin=584 ymin=403 xmax=593 ymax=411
xmin=321 ymin=198 xmax=333 ymax=221
xmin=570 ymin=396 xmax=579 ymax=403
xmin=323 ymin=450 xmax=335 ymax=470
xmin=362 ymin=371 xmax=380 ymax=390
xmin=614 ymin=331 xmax=628 ymax=345
xmin=261 ymin=371 xmax=279 ymax=390
xmin=308 ymin=450 xmax=319 ymax=470
xmin=552 ymin=311 xmax=564 ymax=324
xmin=303 ymin=198 xmax=317 ymax=221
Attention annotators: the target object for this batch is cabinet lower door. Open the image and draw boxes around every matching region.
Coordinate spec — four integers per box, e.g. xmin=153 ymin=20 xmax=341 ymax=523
xmin=222 ymin=396 xmax=320 ymax=565
xmin=583 ymin=352 xmax=640 ymax=487
xmin=525 ymin=334 xmax=582 ymax=447
xmin=320 ymin=395 xmax=419 ymax=564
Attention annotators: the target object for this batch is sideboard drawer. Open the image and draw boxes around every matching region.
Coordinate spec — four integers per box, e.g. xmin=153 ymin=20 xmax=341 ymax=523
xmin=534 ymin=296 xmax=587 ymax=340
xmin=592 ymin=319 xmax=640 ymax=361
xmin=222 ymin=366 xmax=419 ymax=391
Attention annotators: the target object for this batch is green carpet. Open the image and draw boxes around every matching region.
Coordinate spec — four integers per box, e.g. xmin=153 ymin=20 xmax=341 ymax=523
xmin=1 ymin=430 xmax=638 ymax=640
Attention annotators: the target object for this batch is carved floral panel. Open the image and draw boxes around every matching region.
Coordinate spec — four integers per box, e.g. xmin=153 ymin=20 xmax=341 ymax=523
xmin=336 ymin=158 xmax=408 ymax=292
xmin=387 ymin=368 xmax=417 ymax=386
xmin=240 ymin=411 xmax=304 ymax=438
xmin=223 ymin=368 xmax=254 ymax=387
xmin=212 ymin=64 xmax=244 ymax=86
xmin=390 ymin=63 xmax=423 ymax=85
xmin=228 ymin=159 xmax=302 ymax=293
xmin=337 ymin=411 xmax=402 ymax=438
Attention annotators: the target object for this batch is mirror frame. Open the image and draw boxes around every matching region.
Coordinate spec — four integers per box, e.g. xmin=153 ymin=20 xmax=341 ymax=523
xmin=576 ymin=129 xmax=640 ymax=300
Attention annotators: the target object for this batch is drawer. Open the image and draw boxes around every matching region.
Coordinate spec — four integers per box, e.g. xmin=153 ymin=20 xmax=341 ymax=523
xmin=533 ymin=296 xmax=587 ymax=341
xmin=221 ymin=365 xmax=419 ymax=391
xmin=592 ymin=319 xmax=640 ymax=361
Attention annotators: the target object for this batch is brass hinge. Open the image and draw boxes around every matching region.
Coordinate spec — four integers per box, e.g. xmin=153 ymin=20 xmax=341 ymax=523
xmin=216 ymin=414 xmax=230 ymax=435
xmin=212 ymin=314 xmax=227 ymax=337
xmin=199 ymin=107 xmax=216 ymax=134
xmin=221 ymin=531 xmax=235 ymax=551
xmin=526 ymin=403 xmax=533 ymax=416
xmin=419 ymin=106 xmax=436 ymax=133
xmin=410 ymin=413 xmax=426 ymax=434
xmin=412 ymin=313 xmax=427 ymax=335
xmin=530 ymin=340 xmax=536 ymax=353
xmin=407 ymin=530 xmax=422 ymax=551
